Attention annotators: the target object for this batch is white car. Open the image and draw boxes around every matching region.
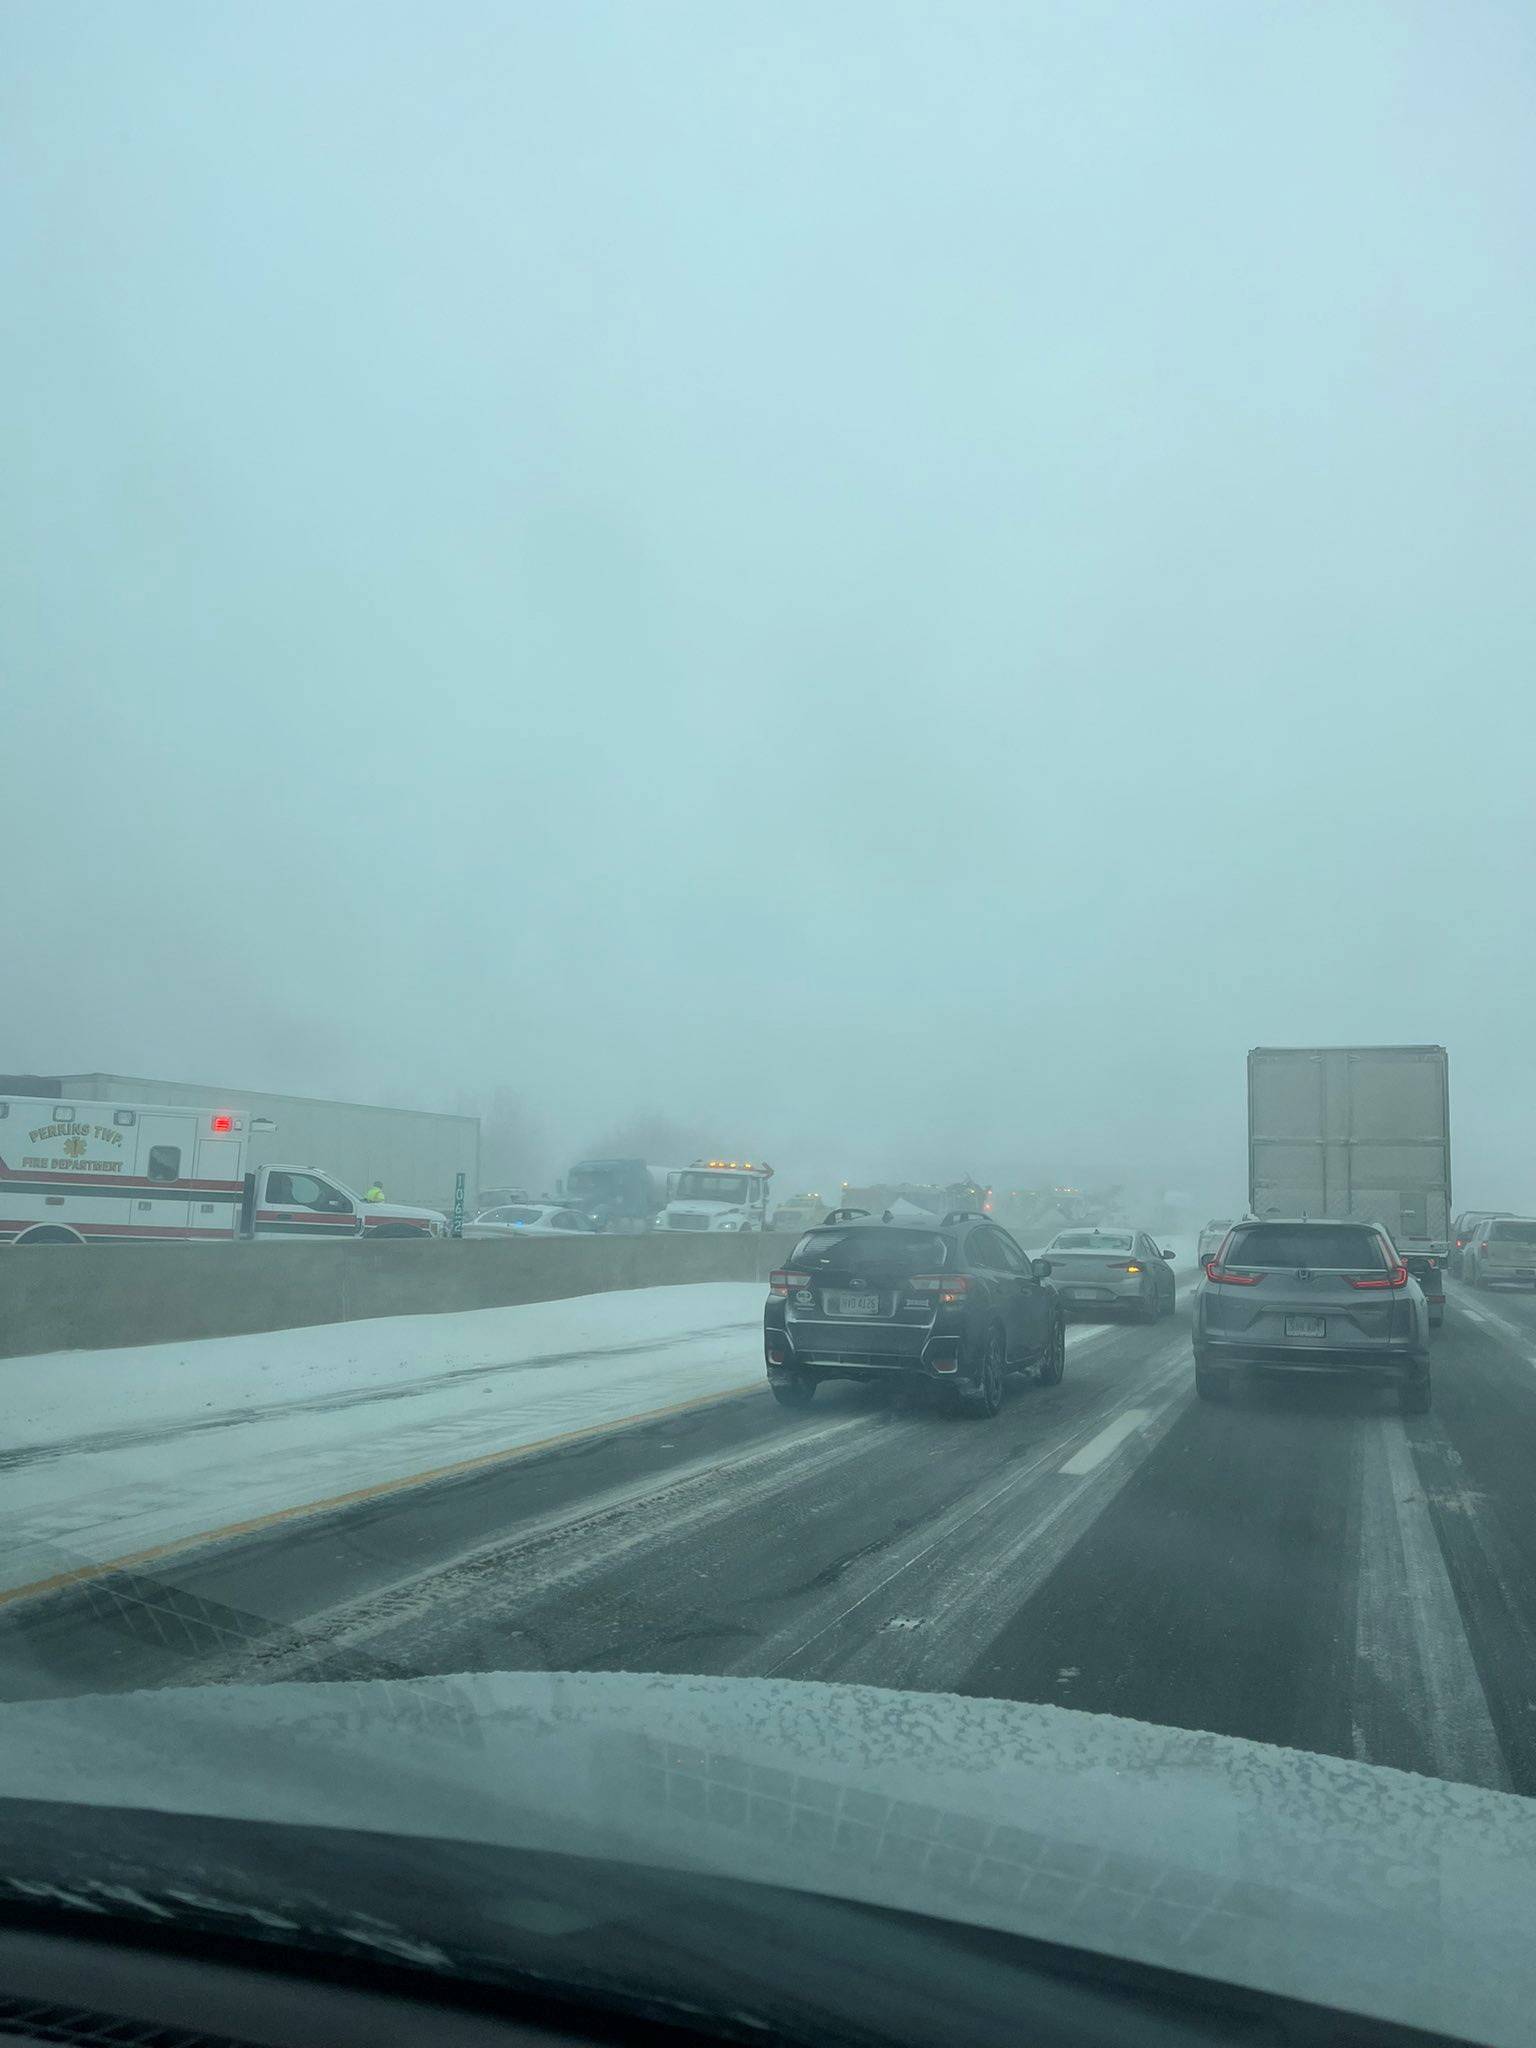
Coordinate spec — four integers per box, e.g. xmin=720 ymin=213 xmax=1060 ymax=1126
xmin=462 ymin=1203 xmax=595 ymax=1238
xmin=1197 ymin=1218 xmax=1235 ymax=1266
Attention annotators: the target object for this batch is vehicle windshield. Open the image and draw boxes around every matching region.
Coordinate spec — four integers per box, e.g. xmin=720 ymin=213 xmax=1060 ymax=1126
xmin=1223 ymin=1225 xmax=1389 ymax=1269
xmin=675 ymin=1172 xmax=752 ymax=1204
xmin=7 ymin=6 xmax=1534 ymax=2043
xmin=568 ymin=1164 xmax=629 ymax=1192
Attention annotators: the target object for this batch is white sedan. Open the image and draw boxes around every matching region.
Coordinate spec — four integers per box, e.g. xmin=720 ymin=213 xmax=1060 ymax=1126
xmin=462 ymin=1203 xmax=596 ymax=1239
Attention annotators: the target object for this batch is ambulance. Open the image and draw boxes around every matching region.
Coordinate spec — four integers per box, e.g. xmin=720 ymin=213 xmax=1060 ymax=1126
xmin=0 ymin=1092 xmax=446 ymax=1245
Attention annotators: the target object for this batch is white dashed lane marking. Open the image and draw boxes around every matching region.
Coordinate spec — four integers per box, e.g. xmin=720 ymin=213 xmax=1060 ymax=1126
xmin=1058 ymin=1408 xmax=1153 ymax=1476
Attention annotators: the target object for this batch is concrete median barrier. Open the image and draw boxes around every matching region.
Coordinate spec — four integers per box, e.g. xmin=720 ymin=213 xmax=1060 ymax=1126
xmin=0 ymin=1231 xmax=802 ymax=1359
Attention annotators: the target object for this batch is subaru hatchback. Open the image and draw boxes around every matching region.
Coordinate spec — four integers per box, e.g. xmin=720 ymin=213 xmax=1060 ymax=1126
xmin=763 ymin=1213 xmax=1065 ymax=1418
xmin=1194 ymin=1218 xmax=1431 ymax=1411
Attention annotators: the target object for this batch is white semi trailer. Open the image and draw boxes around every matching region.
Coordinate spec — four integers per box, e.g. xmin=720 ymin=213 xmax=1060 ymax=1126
xmin=1247 ymin=1044 xmax=1450 ymax=1321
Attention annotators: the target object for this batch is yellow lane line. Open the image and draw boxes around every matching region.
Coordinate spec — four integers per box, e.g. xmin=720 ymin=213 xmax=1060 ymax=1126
xmin=0 ymin=1379 xmax=765 ymax=1611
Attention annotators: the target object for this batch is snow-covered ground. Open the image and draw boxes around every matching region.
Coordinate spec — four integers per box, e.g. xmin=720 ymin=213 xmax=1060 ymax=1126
xmin=2 ymin=1245 xmax=1200 ymax=1603
xmin=1 ymin=1284 xmax=767 ymax=1599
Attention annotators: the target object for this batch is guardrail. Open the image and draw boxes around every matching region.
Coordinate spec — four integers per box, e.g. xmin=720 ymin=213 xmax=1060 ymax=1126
xmin=0 ymin=1231 xmax=802 ymax=1359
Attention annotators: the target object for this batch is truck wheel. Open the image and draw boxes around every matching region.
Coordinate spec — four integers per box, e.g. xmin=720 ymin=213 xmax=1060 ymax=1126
xmin=1401 ymin=1372 xmax=1432 ymax=1415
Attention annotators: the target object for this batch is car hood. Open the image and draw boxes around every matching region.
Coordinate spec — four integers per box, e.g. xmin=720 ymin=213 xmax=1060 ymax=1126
xmin=1 ymin=1672 xmax=1533 ymax=2044
xmin=365 ymin=1201 xmax=446 ymax=1223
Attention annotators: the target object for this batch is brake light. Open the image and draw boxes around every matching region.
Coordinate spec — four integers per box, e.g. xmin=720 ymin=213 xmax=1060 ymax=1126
xmin=1348 ymin=1264 xmax=1409 ymax=1290
xmin=210 ymin=1112 xmax=234 ymax=1134
xmin=1204 ymin=1259 xmax=1263 ymax=1286
xmin=769 ymin=1270 xmax=809 ymax=1296
xmin=912 ymin=1272 xmax=971 ymax=1303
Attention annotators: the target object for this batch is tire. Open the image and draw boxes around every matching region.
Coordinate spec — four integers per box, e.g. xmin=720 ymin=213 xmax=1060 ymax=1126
xmin=1428 ymin=1305 xmax=1444 ymax=1330
xmin=960 ymin=1325 xmax=1006 ymax=1418
xmin=1138 ymin=1290 xmax=1159 ymax=1324
xmin=1401 ymin=1372 xmax=1432 ymax=1415
xmin=1195 ymin=1362 xmax=1232 ymax=1402
xmin=769 ymin=1375 xmax=816 ymax=1410
xmin=1036 ymin=1317 xmax=1066 ymax=1386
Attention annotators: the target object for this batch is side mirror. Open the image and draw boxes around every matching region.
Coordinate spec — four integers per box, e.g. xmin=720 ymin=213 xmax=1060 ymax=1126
xmin=1161 ymin=1248 xmax=1174 ymax=1260
xmin=1032 ymin=1257 xmax=1052 ymax=1279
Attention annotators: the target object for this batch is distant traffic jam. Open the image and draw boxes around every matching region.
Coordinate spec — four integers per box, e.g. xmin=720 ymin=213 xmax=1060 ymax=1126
xmin=4 ymin=1043 xmax=1528 ymax=1430
xmin=758 ymin=1045 xmax=1481 ymax=1421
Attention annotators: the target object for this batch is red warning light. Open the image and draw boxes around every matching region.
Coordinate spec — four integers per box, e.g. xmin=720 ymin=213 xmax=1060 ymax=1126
xmin=210 ymin=1112 xmax=234 ymax=1134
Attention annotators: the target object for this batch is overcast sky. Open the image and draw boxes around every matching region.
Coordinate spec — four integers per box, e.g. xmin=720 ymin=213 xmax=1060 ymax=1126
xmin=5 ymin=0 xmax=1534 ymax=1203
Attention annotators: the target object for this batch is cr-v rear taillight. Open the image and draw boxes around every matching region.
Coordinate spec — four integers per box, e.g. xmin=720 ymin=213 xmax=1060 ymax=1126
xmin=1348 ymin=1263 xmax=1409 ymax=1290
xmin=1204 ymin=1259 xmax=1262 ymax=1286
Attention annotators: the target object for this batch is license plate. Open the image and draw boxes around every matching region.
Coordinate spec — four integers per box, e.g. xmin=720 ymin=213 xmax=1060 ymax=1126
xmin=1065 ymin=1287 xmax=1108 ymax=1300
xmin=827 ymin=1291 xmax=879 ymax=1317
xmin=1285 ymin=1315 xmax=1325 ymax=1338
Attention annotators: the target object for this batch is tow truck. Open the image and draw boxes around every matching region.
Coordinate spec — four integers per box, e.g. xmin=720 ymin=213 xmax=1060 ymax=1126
xmin=653 ymin=1158 xmax=773 ymax=1233
xmin=0 ymin=1091 xmax=446 ymax=1244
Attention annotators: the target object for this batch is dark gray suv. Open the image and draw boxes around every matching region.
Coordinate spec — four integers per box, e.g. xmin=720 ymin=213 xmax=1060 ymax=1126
xmin=764 ymin=1211 xmax=1065 ymax=1418
xmin=1194 ymin=1218 xmax=1431 ymax=1412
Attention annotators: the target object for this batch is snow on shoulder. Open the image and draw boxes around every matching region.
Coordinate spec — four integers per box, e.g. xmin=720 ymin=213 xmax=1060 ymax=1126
xmin=1 ymin=1284 xmax=765 ymax=1600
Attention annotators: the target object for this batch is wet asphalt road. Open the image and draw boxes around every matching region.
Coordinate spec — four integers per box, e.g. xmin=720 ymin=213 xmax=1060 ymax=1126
xmin=4 ymin=1276 xmax=1536 ymax=1795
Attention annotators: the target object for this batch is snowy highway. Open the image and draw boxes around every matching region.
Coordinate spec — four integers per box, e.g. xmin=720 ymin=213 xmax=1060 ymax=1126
xmin=5 ymin=1273 xmax=1536 ymax=1798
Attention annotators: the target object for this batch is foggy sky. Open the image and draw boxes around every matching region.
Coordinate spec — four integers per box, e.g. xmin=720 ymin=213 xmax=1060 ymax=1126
xmin=5 ymin=1 xmax=1535 ymax=1206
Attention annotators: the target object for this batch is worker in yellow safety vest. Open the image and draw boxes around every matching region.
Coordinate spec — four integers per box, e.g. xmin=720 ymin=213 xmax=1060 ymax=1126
xmin=364 ymin=1180 xmax=385 ymax=1203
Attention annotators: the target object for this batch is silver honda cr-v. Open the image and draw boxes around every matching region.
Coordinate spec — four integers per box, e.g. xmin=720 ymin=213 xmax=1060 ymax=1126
xmin=1194 ymin=1217 xmax=1431 ymax=1411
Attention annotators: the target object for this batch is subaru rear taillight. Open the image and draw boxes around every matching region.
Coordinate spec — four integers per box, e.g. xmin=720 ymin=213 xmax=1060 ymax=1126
xmin=912 ymin=1272 xmax=971 ymax=1304
xmin=1204 ymin=1259 xmax=1262 ymax=1286
xmin=769 ymin=1270 xmax=809 ymax=1296
xmin=1348 ymin=1263 xmax=1409 ymax=1290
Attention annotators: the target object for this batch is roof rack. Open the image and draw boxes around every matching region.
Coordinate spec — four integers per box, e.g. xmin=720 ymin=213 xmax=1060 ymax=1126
xmin=941 ymin=1209 xmax=993 ymax=1226
xmin=822 ymin=1206 xmax=872 ymax=1224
